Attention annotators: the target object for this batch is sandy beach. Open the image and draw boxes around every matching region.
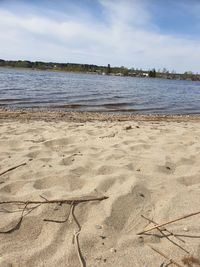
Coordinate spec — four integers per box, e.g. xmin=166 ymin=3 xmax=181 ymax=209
xmin=0 ymin=110 xmax=200 ymax=267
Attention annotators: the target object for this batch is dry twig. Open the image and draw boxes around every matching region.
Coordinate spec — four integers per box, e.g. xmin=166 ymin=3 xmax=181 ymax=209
xmin=72 ymin=204 xmax=86 ymax=267
xmin=141 ymin=215 xmax=189 ymax=254
xmin=44 ymin=202 xmax=74 ymax=223
xmin=141 ymin=215 xmax=185 ymax=243
xmin=0 ymin=162 xmax=27 ymax=177
xmin=0 ymin=195 xmax=108 ymax=267
xmin=0 ymin=195 xmax=108 ymax=205
xmin=148 ymin=245 xmax=184 ymax=267
xmin=0 ymin=202 xmax=29 ymax=234
xmin=138 ymin=211 xmax=200 ymax=235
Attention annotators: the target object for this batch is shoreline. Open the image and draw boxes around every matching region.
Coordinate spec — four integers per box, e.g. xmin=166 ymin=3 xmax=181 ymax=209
xmin=1 ymin=108 xmax=200 ymax=122
xmin=1 ymin=64 xmax=200 ymax=82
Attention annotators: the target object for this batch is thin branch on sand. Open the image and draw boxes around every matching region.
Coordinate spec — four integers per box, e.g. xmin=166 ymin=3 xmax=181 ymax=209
xmin=141 ymin=215 xmax=189 ymax=254
xmin=72 ymin=204 xmax=86 ymax=267
xmin=138 ymin=210 xmax=200 ymax=235
xmin=0 ymin=195 xmax=108 ymax=267
xmin=44 ymin=202 xmax=74 ymax=223
xmin=0 ymin=195 xmax=108 ymax=206
xmin=0 ymin=202 xmax=29 ymax=234
xmin=0 ymin=162 xmax=27 ymax=177
xmin=141 ymin=215 xmax=185 ymax=243
xmin=148 ymin=245 xmax=184 ymax=267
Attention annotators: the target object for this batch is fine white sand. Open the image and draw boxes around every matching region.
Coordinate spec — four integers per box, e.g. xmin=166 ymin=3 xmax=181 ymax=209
xmin=0 ymin=115 xmax=200 ymax=266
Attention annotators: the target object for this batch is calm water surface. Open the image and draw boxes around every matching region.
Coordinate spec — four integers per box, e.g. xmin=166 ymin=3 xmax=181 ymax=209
xmin=0 ymin=67 xmax=200 ymax=114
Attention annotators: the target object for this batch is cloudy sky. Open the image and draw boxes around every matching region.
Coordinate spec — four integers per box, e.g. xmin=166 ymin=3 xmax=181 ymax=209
xmin=0 ymin=0 xmax=200 ymax=73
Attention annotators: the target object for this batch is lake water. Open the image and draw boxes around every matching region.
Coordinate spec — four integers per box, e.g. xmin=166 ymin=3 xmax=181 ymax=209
xmin=0 ymin=67 xmax=200 ymax=114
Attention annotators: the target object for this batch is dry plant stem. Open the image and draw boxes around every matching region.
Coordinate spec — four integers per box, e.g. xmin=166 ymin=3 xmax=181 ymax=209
xmin=148 ymin=245 xmax=184 ymax=267
xmin=141 ymin=215 xmax=185 ymax=243
xmin=0 ymin=202 xmax=29 ymax=234
xmin=0 ymin=196 xmax=107 ymax=266
xmin=138 ymin=210 xmax=200 ymax=235
xmin=141 ymin=216 xmax=189 ymax=254
xmin=0 ymin=162 xmax=27 ymax=177
xmin=174 ymin=234 xmax=200 ymax=239
xmin=44 ymin=202 xmax=74 ymax=223
xmin=25 ymin=204 xmax=42 ymax=217
xmin=72 ymin=204 xmax=86 ymax=267
xmin=39 ymin=195 xmax=49 ymax=201
xmin=0 ymin=195 xmax=108 ymax=205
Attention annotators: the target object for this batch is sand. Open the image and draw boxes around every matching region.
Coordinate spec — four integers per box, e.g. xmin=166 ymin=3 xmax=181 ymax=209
xmin=0 ymin=110 xmax=200 ymax=266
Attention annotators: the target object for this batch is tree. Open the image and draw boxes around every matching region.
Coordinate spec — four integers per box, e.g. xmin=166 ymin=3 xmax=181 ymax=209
xmin=106 ymin=64 xmax=111 ymax=75
xmin=149 ymin=69 xmax=156 ymax=78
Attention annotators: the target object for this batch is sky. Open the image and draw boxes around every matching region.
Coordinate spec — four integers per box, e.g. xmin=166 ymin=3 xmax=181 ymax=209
xmin=0 ymin=0 xmax=200 ymax=73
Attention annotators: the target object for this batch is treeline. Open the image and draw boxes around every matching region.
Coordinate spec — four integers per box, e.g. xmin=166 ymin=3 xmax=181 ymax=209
xmin=0 ymin=59 xmax=200 ymax=81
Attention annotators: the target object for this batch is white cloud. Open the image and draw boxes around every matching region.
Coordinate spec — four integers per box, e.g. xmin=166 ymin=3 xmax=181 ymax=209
xmin=0 ymin=1 xmax=200 ymax=72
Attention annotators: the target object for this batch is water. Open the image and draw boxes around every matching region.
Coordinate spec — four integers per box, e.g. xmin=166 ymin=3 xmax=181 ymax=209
xmin=0 ymin=67 xmax=200 ymax=114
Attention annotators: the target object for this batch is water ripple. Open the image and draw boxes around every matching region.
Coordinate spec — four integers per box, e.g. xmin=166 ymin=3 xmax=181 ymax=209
xmin=0 ymin=68 xmax=200 ymax=114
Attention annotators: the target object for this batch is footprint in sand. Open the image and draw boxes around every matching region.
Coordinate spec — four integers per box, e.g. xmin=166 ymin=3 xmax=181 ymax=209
xmin=0 ymin=180 xmax=28 ymax=195
xmin=43 ymin=138 xmax=74 ymax=149
xmin=104 ymin=184 xmax=152 ymax=232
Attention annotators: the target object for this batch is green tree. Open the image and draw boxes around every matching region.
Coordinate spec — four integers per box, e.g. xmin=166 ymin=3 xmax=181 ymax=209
xmin=149 ymin=69 xmax=156 ymax=78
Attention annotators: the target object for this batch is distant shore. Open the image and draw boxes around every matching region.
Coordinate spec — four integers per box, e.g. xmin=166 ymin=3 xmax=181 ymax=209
xmin=1 ymin=59 xmax=200 ymax=81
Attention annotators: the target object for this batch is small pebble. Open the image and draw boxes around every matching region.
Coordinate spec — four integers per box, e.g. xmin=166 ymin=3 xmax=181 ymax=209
xmin=95 ymin=224 xmax=103 ymax=230
xmin=100 ymin=235 xmax=106 ymax=239
xmin=110 ymin=248 xmax=117 ymax=253
xmin=95 ymin=257 xmax=102 ymax=261
xmin=183 ymin=227 xmax=189 ymax=232
xmin=124 ymin=125 xmax=132 ymax=130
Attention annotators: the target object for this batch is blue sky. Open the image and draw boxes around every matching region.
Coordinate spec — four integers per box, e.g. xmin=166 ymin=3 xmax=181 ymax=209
xmin=0 ymin=0 xmax=200 ymax=73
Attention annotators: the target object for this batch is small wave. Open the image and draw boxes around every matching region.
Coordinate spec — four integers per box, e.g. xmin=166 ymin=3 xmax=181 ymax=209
xmin=50 ymin=104 xmax=87 ymax=109
xmin=102 ymin=103 xmax=132 ymax=109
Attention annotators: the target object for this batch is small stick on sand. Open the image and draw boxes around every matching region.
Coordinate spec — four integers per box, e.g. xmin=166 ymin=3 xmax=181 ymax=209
xmin=148 ymin=245 xmax=184 ymax=267
xmin=44 ymin=202 xmax=74 ymax=223
xmin=72 ymin=204 xmax=86 ymax=267
xmin=141 ymin=215 xmax=185 ymax=243
xmin=0 ymin=202 xmax=29 ymax=234
xmin=138 ymin=210 xmax=200 ymax=235
xmin=0 ymin=162 xmax=27 ymax=177
xmin=141 ymin=215 xmax=189 ymax=254
xmin=0 ymin=195 xmax=108 ymax=267
xmin=0 ymin=195 xmax=108 ymax=205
